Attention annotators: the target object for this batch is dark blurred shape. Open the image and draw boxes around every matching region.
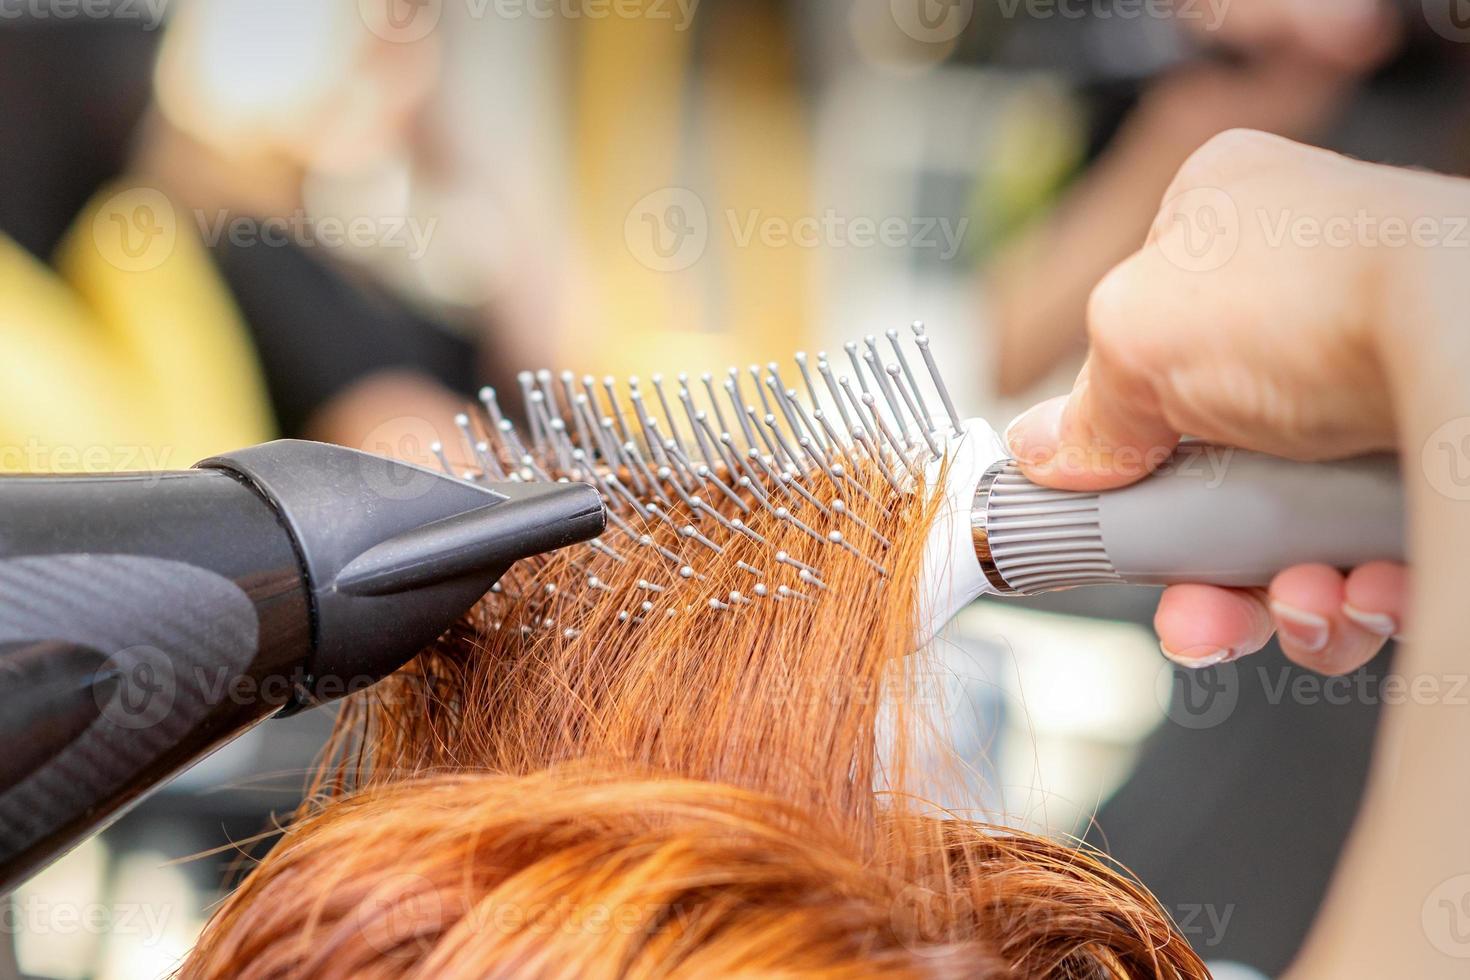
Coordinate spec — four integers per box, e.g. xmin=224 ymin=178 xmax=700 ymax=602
xmin=1021 ymin=588 xmax=1385 ymax=975
xmin=1093 ymin=644 xmax=1389 ymax=974
xmin=207 ymin=242 xmax=477 ymax=437
xmin=0 ymin=19 xmax=161 ymax=260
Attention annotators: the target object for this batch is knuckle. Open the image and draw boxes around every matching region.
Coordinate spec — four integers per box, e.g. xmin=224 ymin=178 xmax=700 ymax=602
xmin=1084 ymin=267 xmax=1130 ymax=350
xmin=1163 ymin=129 xmax=1309 ymax=213
xmin=1085 ymin=272 xmax=1153 ymax=383
xmin=1176 ymin=128 xmax=1284 ymax=185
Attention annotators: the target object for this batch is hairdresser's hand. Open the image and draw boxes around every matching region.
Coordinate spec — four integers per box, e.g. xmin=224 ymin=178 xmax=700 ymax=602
xmin=1002 ymin=129 xmax=1470 ymax=675
xmin=1182 ymin=0 xmax=1400 ymax=73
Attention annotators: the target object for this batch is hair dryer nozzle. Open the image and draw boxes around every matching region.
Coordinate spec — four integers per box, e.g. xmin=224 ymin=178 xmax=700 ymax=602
xmin=203 ymin=440 xmax=606 ymax=706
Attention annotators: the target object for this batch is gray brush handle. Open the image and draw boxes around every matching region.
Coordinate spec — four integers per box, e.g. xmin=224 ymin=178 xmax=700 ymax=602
xmin=974 ymin=446 xmax=1404 ymax=596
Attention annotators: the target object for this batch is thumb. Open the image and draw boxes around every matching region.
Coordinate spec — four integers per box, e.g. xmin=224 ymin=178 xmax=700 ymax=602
xmin=1004 ymin=268 xmax=1180 ymax=491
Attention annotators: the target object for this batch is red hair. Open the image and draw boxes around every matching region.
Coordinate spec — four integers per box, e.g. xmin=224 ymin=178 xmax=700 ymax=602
xmin=183 ymin=398 xmax=1206 ymax=979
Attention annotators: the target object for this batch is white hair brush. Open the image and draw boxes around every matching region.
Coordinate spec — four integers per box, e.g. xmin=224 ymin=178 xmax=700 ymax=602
xmin=437 ymin=323 xmax=1404 ymax=644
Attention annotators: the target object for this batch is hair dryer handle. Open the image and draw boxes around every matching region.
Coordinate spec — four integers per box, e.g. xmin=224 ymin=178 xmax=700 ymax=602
xmin=975 ymin=447 xmax=1405 ymax=595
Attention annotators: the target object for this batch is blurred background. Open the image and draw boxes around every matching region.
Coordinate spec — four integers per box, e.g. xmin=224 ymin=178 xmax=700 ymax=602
xmin=1 ymin=0 xmax=1464 ymax=976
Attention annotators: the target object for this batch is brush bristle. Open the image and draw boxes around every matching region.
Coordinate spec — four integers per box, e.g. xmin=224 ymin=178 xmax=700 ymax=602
xmin=435 ymin=324 xmax=965 ymax=634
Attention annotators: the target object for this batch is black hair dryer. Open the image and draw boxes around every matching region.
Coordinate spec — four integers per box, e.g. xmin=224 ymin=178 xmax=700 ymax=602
xmin=0 ymin=440 xmax=605 ymax=892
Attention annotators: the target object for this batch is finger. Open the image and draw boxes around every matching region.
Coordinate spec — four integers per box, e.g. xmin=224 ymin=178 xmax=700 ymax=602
xmin=1269 ymin=564 xmax=1387 ymax=676
xmin=1281 ymin=0 xmax=1403 ymax=73
xmin=1206 ymin=0 xmax=1400 ymax=73
xmin=1342 ymin=560 xmax=1409 ymax=640
xmin=1155 ymin=584 xmax=1274 ymax=668
xmin=1007 ymin=382 xmax=1178 ymax=496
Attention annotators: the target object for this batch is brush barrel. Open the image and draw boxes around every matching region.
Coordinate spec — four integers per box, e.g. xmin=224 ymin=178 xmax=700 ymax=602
xmin=972 ymin=447 xmax=1404 ymax=596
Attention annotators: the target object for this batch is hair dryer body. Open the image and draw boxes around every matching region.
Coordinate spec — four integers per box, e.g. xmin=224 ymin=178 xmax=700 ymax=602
xmin=0 ymin=440 xmax=606 ymax=892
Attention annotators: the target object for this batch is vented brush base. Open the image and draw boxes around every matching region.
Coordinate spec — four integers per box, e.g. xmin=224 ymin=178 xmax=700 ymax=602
xmin=972 ymin=461 xmax=1123 ymax=596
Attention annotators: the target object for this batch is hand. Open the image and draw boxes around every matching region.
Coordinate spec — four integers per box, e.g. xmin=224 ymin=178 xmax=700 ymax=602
xmin=1002 ymin=129 xmax=1467 ymax=675
xmin=1183 ymin=0 xmax=1401 ymax=73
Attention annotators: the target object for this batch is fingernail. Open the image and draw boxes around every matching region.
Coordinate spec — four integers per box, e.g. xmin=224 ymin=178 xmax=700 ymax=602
xmin=1005 ymin=396 xmax=1066 ymax=461
xmin=1342 ymin=603 xmax=1397 ymax=638
xmin=1270 ymin=601 xmax=1330 ymax=653
xmin=1160 ymin=642 xmax=1233 ymax=668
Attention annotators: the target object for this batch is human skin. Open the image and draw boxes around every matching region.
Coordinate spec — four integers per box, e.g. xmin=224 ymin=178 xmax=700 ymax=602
xmin=1006 ymin=128 xmax=1470 ymax=976
xmin=989 ymin=0 xmax=1402 ymax=395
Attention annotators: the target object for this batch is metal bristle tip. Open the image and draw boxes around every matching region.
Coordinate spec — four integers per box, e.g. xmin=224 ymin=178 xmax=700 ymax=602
xmin=455 ymin=328 xmax=967 ymax=631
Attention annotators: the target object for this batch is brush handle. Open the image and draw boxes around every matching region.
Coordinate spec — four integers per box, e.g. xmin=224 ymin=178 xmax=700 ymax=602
xmin=973 ymin=447 xmax=1404 ymax=596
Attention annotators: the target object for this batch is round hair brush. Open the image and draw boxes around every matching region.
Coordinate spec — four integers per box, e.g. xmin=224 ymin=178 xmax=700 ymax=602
xmin=445 ymin=323 xmax=1403 ymax=645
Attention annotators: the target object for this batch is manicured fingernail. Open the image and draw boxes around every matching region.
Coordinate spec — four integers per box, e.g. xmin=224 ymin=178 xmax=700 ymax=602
xmin=1342 ymin=603 xmax=1397 ymax=638
xmin=1160 ymin=642 xmax=1233 ymax=668
xmin=1005 ymin=397 xmax=1066 ymax=460
xmin=1270 ymin=601 xmax=1329 ymax=653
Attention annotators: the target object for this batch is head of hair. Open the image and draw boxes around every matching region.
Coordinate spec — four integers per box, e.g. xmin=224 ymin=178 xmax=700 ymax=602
xmin=183 ymin=379 xmax=1207 ymax=980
